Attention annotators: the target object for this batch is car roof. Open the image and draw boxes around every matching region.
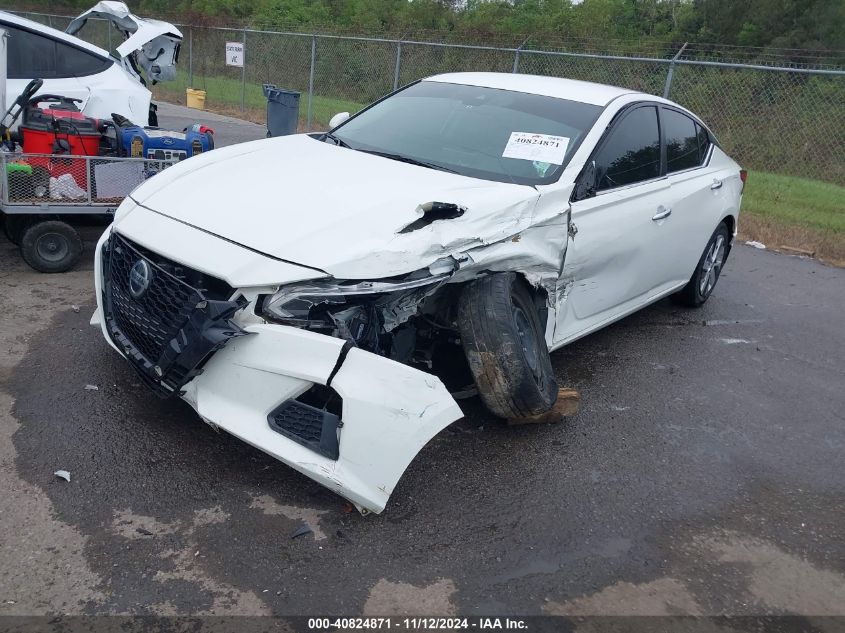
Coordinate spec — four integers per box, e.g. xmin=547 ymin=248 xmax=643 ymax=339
xmin=425 ymin=72 xmax=645 ymax=106
xmin=0 ymin=11 xmax=111 ymax=60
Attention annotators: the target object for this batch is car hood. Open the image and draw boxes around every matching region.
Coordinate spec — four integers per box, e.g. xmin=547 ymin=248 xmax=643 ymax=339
xmin=125 ymin=134 xmax=542 ymax=279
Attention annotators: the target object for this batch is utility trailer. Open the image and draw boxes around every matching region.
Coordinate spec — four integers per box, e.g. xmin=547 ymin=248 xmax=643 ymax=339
xmin=1 ymin=153 xmax=172 ymax=272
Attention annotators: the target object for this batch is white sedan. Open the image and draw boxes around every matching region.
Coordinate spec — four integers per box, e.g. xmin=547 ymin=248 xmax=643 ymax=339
xmin=92 ymin=73 xmax=744 ymax=513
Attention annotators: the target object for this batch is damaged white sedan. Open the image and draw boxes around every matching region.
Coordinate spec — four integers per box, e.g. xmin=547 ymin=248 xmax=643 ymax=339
xmin=91 ymin=73 xmax=744 ymax=513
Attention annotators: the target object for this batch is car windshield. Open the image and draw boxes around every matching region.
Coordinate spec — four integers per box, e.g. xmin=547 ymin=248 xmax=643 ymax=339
xmin=329 ymin=80 xmax=603 ymax=186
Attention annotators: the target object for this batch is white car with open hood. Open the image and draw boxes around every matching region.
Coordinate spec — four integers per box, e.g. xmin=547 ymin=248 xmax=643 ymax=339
xmin=91 ymin=73 xmax=744 ymax=513
xmin=1 ymin=2 xmax=181 ymax=125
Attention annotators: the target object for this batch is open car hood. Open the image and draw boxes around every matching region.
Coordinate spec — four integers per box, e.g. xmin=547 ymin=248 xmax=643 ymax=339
xmin=66 ymin=1 xmax=182 ymax=83
xmin=126 ymin=134 xmax=542 ymax=279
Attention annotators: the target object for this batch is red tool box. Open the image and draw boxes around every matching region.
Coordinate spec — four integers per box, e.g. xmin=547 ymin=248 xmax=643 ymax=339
xmin=20 ymin=97 xmax=101 ymax=189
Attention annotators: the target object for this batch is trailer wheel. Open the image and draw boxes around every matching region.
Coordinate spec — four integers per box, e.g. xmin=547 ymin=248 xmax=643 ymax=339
xmin=457 ymin=272 xmax=558 ymax=418
xmin=3 ymin=215 xmax=31 ymax=246
xmin=20 ymin=220 xmax=83 ymax=273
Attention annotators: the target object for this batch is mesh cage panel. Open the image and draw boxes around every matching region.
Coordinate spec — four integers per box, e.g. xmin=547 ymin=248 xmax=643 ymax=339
xmin=1 ymin=155 xmax=172 ymax=206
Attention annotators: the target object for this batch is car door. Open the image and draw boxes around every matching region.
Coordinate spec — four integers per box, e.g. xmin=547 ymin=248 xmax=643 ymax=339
xmin=659 ymin=107 xmax=735 ymax=285
xmin=554 ymin=103 xmax=676 ymax=346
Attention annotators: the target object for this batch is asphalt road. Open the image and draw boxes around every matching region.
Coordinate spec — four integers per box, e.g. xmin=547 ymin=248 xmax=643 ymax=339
xmin=0 ymin=105 xmax=843 ymax=619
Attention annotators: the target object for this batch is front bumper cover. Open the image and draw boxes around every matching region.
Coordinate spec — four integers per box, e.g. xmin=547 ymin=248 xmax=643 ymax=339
xmin=92 ymin=229 xmax=463 ymax=514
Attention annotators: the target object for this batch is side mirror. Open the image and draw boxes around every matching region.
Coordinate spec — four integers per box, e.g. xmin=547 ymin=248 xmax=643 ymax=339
xmin=329 ymin=112 xmax=350 ymax=129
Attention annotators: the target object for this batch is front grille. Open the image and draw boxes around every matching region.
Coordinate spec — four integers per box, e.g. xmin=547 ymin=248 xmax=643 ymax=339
xmin=108 ymin=237 xmax=202 ymax=363
xmin=102 ymin=233 xmax=246 ymax=396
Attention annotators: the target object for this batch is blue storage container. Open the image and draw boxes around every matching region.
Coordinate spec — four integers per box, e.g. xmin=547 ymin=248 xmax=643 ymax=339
xmin=119 ymin=123 xmax=214 ymax=161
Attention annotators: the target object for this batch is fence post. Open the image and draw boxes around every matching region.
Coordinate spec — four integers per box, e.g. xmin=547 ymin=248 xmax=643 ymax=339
xmin=393 ymin=39 xmax=403 ymax=91
xmin=512 ymin=36 xmax=531 ymax=74
xmin=307 ymin=35 xmax=316 ymax=131
xmin=241 ymin=29 xmax=247 ymax=113
xmin=188 ymin=27 xmax=193 ymax=88
xmin=663 ymin=42 xmax=688 ymax=99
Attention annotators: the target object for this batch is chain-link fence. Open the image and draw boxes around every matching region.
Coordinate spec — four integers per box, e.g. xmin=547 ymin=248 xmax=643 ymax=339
xmin=12 ymin=11 xmax=845 ymax=186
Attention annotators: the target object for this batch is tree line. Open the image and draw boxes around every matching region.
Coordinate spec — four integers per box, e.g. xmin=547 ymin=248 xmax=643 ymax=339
xmin=13 ymin=0 xmax=845 ymax=56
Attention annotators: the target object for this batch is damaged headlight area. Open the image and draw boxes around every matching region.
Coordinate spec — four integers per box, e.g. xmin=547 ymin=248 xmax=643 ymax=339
xmin=261 ymin=271 xmax=454 ymax=363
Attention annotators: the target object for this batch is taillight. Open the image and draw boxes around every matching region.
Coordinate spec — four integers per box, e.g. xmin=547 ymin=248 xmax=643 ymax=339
xmin=739 ymin=169 xmax=748 ymax=194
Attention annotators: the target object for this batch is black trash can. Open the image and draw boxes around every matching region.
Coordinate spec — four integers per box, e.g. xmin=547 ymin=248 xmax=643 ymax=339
xmin=263 ymin=84 xmax=301 ymax=137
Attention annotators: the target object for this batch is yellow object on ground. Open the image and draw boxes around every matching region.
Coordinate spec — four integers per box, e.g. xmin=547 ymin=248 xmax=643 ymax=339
xmin=186 ymin=88 xmax=207 ymax=110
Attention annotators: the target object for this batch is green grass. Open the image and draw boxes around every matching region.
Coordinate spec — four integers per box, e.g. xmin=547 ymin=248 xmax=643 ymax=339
xmin=154 ymin=70 xmax=365 ymax=129
xmin=742 ymin=171 xmax=845 ymax=234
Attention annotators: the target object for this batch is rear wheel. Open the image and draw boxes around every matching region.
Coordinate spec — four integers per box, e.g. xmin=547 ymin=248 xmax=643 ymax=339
xmin=674 ymin=223 xmax=730 ymax=307
xmin=19 ymin=220 xmax=83 ymax=273
xmin=457 ymin=273 xmax=557 ymax=418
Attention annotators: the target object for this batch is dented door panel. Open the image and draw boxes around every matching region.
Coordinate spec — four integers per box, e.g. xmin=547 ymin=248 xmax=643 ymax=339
xmin=554 ymin=178 xmax=674 ymax=346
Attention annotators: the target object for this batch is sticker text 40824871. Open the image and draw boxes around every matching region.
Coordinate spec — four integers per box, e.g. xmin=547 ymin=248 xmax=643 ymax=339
xmin=502 ymin=132 xmax=570 ymax=165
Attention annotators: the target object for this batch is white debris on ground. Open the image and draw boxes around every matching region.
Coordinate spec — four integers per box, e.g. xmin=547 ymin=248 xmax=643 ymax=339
xmin=54 ymin=470 xmax=71 ymax=482
xmin=745 ymin=240 xmax=767 ymax=249
xmin=84 ymin=384 xmax=99 ymax=391
xmin=718 ymin=338 xmax=751 ymax=345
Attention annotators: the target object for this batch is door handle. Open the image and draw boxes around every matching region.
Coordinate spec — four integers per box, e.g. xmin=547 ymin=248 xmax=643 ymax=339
xmin=652 ymin=206 xmax=672 ymax=221
xmin=710 ymin=179 xmax=723 ymax=190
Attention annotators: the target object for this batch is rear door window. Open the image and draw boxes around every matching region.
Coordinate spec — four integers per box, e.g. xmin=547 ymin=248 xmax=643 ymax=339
xmin=663 ymin=108 xmax=701 ymax=173
xmin=5 ymin=25 xmax=57 ymax=79
xmin=4 ymin=23 xmax=111 ymax=79
xmin=594 ymin=105 xmax=661 ymax=191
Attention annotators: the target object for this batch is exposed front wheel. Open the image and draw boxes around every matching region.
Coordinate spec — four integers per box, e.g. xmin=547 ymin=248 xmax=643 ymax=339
xmin=457 ymin=272 xmax=558 ymax=418
xmin=674 ymin=223 xmax=730 ymax=307
xmin=19 ymin=220 xmax=83 ymax=273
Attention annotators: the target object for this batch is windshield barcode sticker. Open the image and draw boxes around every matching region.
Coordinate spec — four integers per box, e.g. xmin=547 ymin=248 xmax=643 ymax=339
xmin=502 ymin=132 xmax=570 ymax=165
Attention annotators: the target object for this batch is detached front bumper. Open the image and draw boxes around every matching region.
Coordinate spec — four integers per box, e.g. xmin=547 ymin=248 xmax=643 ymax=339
xmin=92 ymin=228 xmax=462 ymax=514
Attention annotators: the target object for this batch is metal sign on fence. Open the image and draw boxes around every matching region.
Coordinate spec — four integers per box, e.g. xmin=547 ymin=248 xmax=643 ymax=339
xmin=225 ymin=41 xmax=244 ymax=67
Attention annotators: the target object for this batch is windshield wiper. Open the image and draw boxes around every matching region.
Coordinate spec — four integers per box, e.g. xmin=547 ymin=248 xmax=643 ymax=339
xmin=357 ymin=149 xmax=459 ymax=174
xmin=323 ymin=132 xmax=351 ymax=149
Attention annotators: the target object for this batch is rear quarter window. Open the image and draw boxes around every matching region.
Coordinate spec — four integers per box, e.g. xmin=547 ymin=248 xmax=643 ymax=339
xmin=58 ymin=41 xmax=112 ymax=76
xmin=696 ymin=123 xmax=712 ymax=163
